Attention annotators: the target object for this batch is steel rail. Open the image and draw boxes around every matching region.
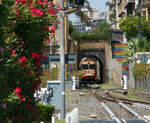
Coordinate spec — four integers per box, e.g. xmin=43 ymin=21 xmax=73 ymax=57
xmin=132 ymin=103 xmax=150 ymax=110
xmin=101 ymin=102 xmax=122 ymax=123
xmin=94 ymin=91 xmax=150 ymax=122
xmin=119 ymin=102 xmax=149 ymax=123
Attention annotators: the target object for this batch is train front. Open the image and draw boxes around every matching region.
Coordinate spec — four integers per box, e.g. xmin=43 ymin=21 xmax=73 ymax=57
xmin=80 ymin=58 xmax=96 ymax=81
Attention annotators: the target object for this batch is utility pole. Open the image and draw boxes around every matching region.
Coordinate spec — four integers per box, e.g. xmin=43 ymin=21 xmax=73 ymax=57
xmin=64 ymin=0 xmax=69 ymax=81
xmin=55 ymin=0 xmax=84 ymax=119
xmin=57 ymin=0 xmax=65 ymax=119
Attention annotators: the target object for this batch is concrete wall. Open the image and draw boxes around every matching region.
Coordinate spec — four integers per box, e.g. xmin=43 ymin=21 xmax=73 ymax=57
xmin=107 ymin=43 xmax=122 ymax=85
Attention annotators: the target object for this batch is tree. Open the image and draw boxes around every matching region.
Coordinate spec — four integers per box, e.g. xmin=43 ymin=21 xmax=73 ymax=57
xmin=126 ymin=37 xmax=150 ymax=61
xmin=68 ymin=21 xmax=79 ymax=40
xmin=120 ymin=16 xmax=150 ymax=39
xmin=69 ymin=22 xmax=112 ymax=42
xmin=93 ymin=22 xmax=112 ymax=42
xmin=120 ymin=16 xmax=150 ymax=60
xmin=0 ymin=0 xmax=59 ymax=122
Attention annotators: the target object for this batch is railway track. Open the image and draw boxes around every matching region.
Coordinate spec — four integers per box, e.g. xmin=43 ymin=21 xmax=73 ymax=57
xmin=66 ymin=85 xmax=150 ymax=122
xmin=92 ymin=90 xmax=150 ymax=123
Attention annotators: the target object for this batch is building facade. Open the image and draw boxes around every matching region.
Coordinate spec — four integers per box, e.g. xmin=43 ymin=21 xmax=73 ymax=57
xmin=106 ymin=0 xmax=116 ymax=26
xmin=73 ymin=8 xmax=106 ymax=33
xmin=81 ymin=8 xmax=100 ymax=21
xmin=107 ymin=0 xmax=150 ymax=29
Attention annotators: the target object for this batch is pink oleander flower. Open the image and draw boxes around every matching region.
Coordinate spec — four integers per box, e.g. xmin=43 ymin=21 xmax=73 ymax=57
xmin=12 ymin=20 xmax=16 ymax=24
xmin=31 ymin=13 xmax=35 ymax=16
xmin=57 ymin=4 xmax=63 ymax=10
xmin=14 ymin=87 xmax=21 ymax=93
xmin=48 ymin=9 xmax=57 ymax=15
xmin=18 ymin=56 xmax=27 ymax=63
xmin=32 ymin=52 xmax=40 ymax=59
xmin=36 ymin=9 xmax=44 ymax=16
xmin=2 ymin=104 xmax=6 ymax=108
xmin=35 ymin=60 xmax=41 ymax=67
xmin=35 ymin=71 xmax=40 ymax=74
xmin=16 ymin=93 xmax=21 ymax=98
xmin=48 ymin=2 xmax=53 ymax=9
xmin=16 ymin=0 xmax=27 ymax=4
xmin=20 ymin=41 xmax=24 ymax=45
xmin=48 ymin=25 xmax=56 ymax=33
xmin=32 ymin=84 xmax=38 ymax=91
xmin=8 ymin=118 xmax=12 ymax=121
xmin=30 ymin=8 xmax=44 ymax=17
xmin=16 ymin=11 xmax=19 ymax=16
xmin=38 ymin=0 xmax=44 ymax=5
xmin=27 ymin=103 xmax=35 ymax=113
xmin=21 ymin=97 xmax=26 ymax=102
xmin=11 ymin=50 xmax=16 ymax=56
xmin=44 ymin=0 xmax=49 ymax=4
xmin=57 ymin=20 xmax=61 ymax=24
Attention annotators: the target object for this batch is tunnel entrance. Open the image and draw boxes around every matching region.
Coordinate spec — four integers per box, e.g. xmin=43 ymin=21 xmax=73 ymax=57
xmin=78 ymin=49 xmax=107 ymax=83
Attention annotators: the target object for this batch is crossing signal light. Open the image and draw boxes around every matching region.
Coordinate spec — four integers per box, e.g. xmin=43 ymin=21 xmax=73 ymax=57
xmin=75 ymin=0 xmax=84 ymax=6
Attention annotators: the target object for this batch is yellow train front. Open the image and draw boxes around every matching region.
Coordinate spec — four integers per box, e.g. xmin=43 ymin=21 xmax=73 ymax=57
xmin=80 ymin=59 xmax=96 ymax=81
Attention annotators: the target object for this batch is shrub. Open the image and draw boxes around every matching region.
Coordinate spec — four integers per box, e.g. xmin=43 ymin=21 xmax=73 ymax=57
xmin=35 ymin=104 xmax=55 ymax=123
xmin=0 ymin=0 xmax=58 ymax=122
xmin=133 ymin=63 xmax=150 ymax=79
xmin=40 ymin=68 xmax=59 ymax=87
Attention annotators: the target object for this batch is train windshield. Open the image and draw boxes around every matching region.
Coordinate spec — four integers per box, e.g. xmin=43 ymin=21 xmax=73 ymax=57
xmin=89 ymin=64 xmax=95 ymax=69
xmin=82 ymin=65 xmax=88 ymax=70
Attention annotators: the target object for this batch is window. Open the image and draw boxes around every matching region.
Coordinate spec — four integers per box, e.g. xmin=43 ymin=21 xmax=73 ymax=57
xmin=82 ymin=65 xmax=88 ymax=70
xmin=89 ymin=64 xmax=95 ymax=69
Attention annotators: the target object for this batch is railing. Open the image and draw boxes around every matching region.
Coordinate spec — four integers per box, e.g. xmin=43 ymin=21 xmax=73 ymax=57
xmin=135 ymin=78 xmax=150 ymax=92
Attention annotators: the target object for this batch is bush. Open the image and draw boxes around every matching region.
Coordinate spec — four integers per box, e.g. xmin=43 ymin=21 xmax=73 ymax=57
xmin=133 ymin=63 xmax=150 ymax=79
xmin=0 ymin=0 xmax=58 ymax=122
xmin=55 ymin=119 xmax=66 ymax=123
xmin=40 ymin=68 xmax=59 ymax=88
xmin=35 ymin=104 xmax=55 ymax=123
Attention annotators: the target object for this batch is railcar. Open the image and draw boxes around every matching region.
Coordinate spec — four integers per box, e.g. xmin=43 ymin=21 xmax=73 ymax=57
xmin=80 ymin=58 xmax=96 ymax=81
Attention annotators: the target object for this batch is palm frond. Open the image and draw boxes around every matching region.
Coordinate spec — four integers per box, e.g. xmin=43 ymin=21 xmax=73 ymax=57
xmin=75 ymin=11 xmax=91 ymax=23
xmin=68 ymin=0 xmax=92 ymax=23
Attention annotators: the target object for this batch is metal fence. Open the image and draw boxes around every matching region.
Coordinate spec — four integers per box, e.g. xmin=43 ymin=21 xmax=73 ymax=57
xmin=135 ymin=78 xmax=150 ymax=92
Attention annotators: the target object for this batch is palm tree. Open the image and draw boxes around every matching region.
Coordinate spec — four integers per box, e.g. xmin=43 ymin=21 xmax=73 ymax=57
xmin=68 ymin=0 xmax=92 ymax=23
xmin=126 ymin=37 xmax=150 ymax=62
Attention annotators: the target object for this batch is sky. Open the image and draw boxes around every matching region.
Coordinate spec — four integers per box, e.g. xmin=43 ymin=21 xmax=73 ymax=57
xmin=69 ymin=0 xmax=106 ymax=22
